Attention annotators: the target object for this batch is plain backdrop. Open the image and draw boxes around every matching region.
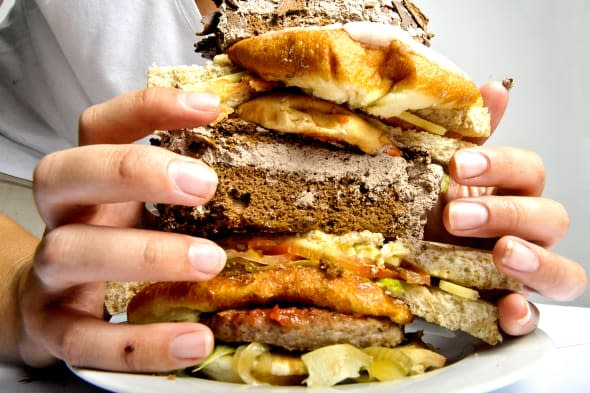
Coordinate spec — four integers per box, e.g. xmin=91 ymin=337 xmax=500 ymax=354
xmin=417 ymin=0 xmax=589 ymax=307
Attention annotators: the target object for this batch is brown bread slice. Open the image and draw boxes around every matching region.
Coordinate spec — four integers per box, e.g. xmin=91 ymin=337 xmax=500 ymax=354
xmin=197 ymin=0 xmax=432 ymax=56
xmin=153 ymin=119 xmax=444 ymax=240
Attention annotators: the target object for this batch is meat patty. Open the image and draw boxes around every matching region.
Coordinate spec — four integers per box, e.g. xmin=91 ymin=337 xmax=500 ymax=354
xmin=200 ymin=306 xmax=405 ymax=351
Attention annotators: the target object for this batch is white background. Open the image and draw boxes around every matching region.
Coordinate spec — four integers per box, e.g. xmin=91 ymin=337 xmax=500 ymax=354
xmin=418 ymin=0 xmax=590 ymax=306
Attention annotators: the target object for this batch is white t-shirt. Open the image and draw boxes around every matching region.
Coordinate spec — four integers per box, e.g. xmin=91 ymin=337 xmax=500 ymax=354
xmin=0 ymin=0 xmax=205 ymax=180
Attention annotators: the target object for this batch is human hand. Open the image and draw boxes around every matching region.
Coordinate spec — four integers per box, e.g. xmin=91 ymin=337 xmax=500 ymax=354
xmin=425 ymin=81 xmax=587 ymax=336
xmin=16 ymin=88 xmax=227 ymax=372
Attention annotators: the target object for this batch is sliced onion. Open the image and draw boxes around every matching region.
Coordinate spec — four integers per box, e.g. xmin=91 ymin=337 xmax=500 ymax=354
xmin=363 ymin=346 xmax=412 ymax=381
xmin=398 ymin=344 xmax=446 ymax=374
xmin=232 ymin=343 xmax=307 ymax=386
xmin=193 ymin=345 xmax=235 ymax=372
xmin=301 ymin=344 xmax=371 ymax=387
xmin=233 ymin=343 xmax=270 ymax=385
xmin=199 ymin=354 xmax=242 ymax=384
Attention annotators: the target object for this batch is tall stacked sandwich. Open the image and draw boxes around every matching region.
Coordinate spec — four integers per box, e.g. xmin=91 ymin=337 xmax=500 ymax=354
xmin=108 ymin=0 xmax=522 ymax=387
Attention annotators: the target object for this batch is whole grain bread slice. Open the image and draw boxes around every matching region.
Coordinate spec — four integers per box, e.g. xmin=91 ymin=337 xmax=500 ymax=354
xmin=393 ymin=238 xmax=523 ymax=291
xmin=392 ymin=284 xmax=502 ymax=345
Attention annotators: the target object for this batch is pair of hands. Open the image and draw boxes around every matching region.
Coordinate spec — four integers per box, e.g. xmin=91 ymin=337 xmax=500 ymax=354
xmin=15 ymin=84 xmax=586 ymax=372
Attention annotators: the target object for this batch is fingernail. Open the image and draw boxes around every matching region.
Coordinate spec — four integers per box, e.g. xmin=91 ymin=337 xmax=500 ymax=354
xmin=454 ymin=150 xmax=489 ymax=179
xmin=169 ymin=160 xmax=218 ymax=199
xmin=188 ymin=243 xmax=226 ymax=274
xmin=170 ymin=330 xmax=213 ymax=360
xmin=517 ymin=301 xmax=532 ymax=326
xmin=502 ymin=239 xmax=540 ymax=272
xmin=449 ymin=202 xmax=488 ymax=230
xmin=179 ymin=92 xmax=220 ymax=113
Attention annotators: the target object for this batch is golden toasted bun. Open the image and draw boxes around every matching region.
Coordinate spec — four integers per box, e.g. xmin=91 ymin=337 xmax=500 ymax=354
xmin=227 ymin=22 xmax=490 ymax=137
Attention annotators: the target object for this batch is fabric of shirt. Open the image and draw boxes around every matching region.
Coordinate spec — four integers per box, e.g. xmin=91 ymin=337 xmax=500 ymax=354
xmin=0 ymin=0 xmax=204 ymax=180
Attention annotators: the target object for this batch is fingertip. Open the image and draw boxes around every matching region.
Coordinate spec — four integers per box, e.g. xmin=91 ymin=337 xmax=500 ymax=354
xmin=178 ymin=91 xmax=221 ymax=124
xmin=480 ymin=81 xmax=510 ymax=132
xmin=480 ymin=80 xmax=510 ymax=104
xmin=168 ymin=159 xmax=218 ymax=204
xmin=498 ymin=293 xmax=539 ymax=336
xmin=494 ymin=237 xmax=586 ymax=301
xmin=188 ymin=240 xmax=227 ymax=277
xmin=449 ymin=149 xmax=490 ymax=181
xmin=169 ymin=325 xmax=215 ymax=362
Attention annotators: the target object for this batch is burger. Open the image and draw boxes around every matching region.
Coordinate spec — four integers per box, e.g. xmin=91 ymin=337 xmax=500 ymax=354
xmin=107 ymin=0 xmax=522 ymax=386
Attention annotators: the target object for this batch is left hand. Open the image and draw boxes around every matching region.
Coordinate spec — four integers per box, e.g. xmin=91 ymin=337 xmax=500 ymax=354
xmin=15 ymin=88 xmax=226 ymax=371
xmin=425 ymin=81 xmax=587 ymax=336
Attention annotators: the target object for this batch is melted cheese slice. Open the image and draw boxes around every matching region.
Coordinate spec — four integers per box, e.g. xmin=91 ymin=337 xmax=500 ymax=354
xmin=236 ymin=93 xmax=399 ymax=156
xmin=181 ymin=71 xmax=279 ymax=123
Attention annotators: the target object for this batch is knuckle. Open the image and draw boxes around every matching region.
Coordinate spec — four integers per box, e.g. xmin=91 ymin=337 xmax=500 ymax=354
xmin=34 ymin=230 xmax=68 ymax=286
xmin=32 ymin=152 xmax=59 ymax=197
xmin=542 ymin=201 xmax=570 ymax=246
xmin=111 ymin=146 xmax=144 ymax=186
xmin=134 ymin=88 xmax=165 ymax=115
xmin=532 ymin=152 xmax=547 ymax=191
xmin=142 ymin=238 xmax=163 ymax=269
xmin=555 ymin=202 xmax=570 ymax=238
xmin=561 ymin=262 xmax=588 ymax=301
xmin=498 ymin=198 xmax=525 ymax=230
xmin=576 ymin=268 xmax=589 ymax=298
xmin=537 ymin=253 xmax=587 ymax=301
xmin=78 ymin=105 xmax=100 ymax=144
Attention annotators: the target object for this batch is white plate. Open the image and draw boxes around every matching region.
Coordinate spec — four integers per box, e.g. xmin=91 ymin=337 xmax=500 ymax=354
xmin=70 ymin=321 xmax=553 ymax=393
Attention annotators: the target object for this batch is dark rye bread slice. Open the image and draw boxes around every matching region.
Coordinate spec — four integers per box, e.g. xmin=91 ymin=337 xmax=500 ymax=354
xmin=154 ymin=119 xmax=444 ymax=240
xmin=197 ymin=0 xmax=433 ymax=57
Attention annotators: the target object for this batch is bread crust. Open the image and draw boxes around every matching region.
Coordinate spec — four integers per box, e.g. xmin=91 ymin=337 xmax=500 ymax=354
xmin=227 ymin=25 xmax=482 ymax=118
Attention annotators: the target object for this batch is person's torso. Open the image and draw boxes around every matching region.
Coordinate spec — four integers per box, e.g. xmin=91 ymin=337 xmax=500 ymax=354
xmin=0 ymin=0 xmax=204 ymax=179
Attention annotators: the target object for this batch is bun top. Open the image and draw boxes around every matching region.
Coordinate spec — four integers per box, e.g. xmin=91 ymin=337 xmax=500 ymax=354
xmin=227 ymin=22 xmax=484 ymax=121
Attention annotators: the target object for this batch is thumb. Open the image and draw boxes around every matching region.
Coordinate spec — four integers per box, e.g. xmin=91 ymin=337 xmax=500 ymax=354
xmin=467 ymin=80 xmax=511 ymax=145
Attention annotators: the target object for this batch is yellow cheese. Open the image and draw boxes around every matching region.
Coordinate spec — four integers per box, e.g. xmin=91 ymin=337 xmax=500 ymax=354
xmin=236 ymin=93 xmax=397 ymax=155
xmin=439 ymin=279 xmax=479 ymax=300
xmin=397 ymin=111 xmax=447 ymax=135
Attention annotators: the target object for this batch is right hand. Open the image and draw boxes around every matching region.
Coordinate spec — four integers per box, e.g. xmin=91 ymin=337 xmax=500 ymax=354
xmin=425 ymin=82 xmax=587 ymax=337
xmin=16 ymin=88 xmax=227 ymax=372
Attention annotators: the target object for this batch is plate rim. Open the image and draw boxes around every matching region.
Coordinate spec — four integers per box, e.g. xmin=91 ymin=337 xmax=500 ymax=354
xmin=69 ymin=328 xmax=554 ymax=393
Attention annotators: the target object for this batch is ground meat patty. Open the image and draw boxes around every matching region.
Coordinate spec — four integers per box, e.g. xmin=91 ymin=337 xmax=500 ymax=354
xmin=200 ymin=306 xmax=404 ymax=351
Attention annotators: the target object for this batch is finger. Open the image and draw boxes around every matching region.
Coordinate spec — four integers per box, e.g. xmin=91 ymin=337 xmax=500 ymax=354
xmin=448 ymin=146 xmax=545 ymax=197
xmin=34 ymin=225 xmax=226 ymax=291
xmin=37 ymin=312 xmax=214 ymax=372
xmin=79 ymin=87 xmax=220 ymax=145
xmin=493 ymin=236 xmax=587 ymax=301
xmin=33 ymin=144 xmax=217 ymax=228
xmin=481 ymin=81 xmax=510 ymax=134
xmin=497 ymin=294 xmax=539 ymax=336
xmin=444 ymin=196 xmax=569 ymax=247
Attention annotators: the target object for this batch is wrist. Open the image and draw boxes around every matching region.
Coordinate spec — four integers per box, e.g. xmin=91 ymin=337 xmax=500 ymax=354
xmin=0 ymin=214 xmax=40 ymax=361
